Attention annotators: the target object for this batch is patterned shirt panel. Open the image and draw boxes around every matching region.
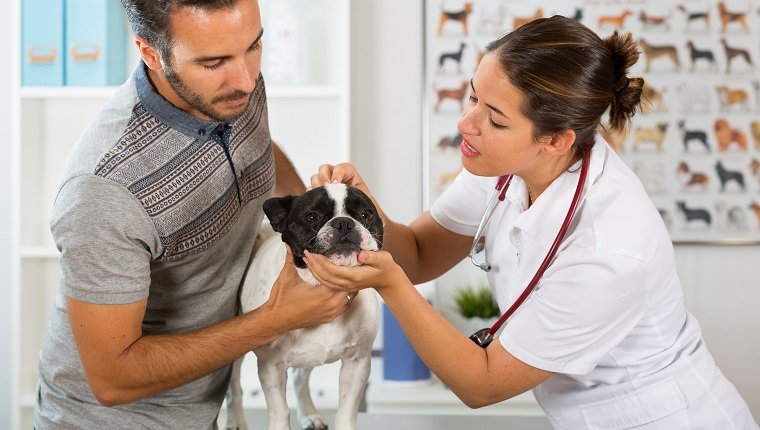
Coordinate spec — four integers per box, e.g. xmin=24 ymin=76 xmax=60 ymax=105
xmin=93 ymin=76 xmax=274 ymax=261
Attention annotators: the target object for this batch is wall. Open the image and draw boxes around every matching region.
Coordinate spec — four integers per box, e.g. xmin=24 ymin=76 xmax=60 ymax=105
xmin=0 ymin=0 xmax=18 ymax=427
xmin=349 ymin=0 xmax=760 ymax=419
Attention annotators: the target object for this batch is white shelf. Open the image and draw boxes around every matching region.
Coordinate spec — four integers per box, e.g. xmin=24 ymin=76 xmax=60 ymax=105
xmin=367 ymin=374 xmax=542 ymax=416
xmin=20 ymin=247 xmax=59 ymax=259
xmin=21 ymin=86 xmax=120 ymax=99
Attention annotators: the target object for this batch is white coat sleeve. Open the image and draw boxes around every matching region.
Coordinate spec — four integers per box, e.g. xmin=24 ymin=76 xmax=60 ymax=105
xmin=429 ymin=169 xmax=495 ymax=236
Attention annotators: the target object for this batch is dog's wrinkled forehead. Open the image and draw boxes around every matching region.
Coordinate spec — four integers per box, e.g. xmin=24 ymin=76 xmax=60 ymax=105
xmin=263 ymin=183 xmax=380 ymax=232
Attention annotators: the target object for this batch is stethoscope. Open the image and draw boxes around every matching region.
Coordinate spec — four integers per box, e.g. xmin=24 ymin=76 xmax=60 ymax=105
xmin=468 ymin=147 xmax=591 ymax=348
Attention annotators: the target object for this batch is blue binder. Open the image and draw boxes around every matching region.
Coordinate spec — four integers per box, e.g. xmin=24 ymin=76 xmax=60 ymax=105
xmin=382 ymin=304 xmax=431 ymax=381
xmin=21 ymin=0 xmax=65 ymax=86
xmin=65 ymin=0 xmax=127 ymax=86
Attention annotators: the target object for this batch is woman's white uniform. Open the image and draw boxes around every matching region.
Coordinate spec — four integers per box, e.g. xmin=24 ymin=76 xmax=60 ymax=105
xmin=430 ymin=139 xmax=758 ymax=429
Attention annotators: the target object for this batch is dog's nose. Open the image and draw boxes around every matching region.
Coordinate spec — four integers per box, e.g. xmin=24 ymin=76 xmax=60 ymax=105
xmin=330 ymin=217 xmax=355 ymax=232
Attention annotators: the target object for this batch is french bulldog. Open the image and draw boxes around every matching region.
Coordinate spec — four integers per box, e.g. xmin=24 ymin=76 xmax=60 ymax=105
xmin=226 ymin=183 xmax=384 ymax=430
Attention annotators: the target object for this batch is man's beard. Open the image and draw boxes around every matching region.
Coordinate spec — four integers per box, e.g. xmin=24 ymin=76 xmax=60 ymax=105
xmin=164 ymin=62 xmax=252 ymax=123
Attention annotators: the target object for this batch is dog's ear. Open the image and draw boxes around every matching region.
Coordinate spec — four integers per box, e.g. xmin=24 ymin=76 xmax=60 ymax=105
xmin=264 ymin=196 xmax=295 ymax=233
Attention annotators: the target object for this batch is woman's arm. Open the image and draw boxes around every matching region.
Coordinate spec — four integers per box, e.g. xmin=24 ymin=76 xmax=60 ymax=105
xmin=304 ymin=250 xmax=554 ymax=407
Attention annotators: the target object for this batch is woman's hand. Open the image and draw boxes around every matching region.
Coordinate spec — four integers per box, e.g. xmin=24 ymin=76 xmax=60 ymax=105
xmin=310 ymin=163 xmax=388 ymax=223
xmin=303 ymin=249 xmax=409 ymax=294
xmin=310 ymin=163 xmax=370 ymax=195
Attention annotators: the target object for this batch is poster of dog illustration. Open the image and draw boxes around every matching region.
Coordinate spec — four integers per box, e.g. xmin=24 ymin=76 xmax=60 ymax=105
xmin=424 ymin=0 xmax=760 ymax=243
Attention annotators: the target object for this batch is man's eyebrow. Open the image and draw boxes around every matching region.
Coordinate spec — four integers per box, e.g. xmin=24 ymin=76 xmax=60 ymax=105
xmin=470 ymin=78 xmax=509 ymax=119
xmin=191 ymin=28 xmax=264 ymax=63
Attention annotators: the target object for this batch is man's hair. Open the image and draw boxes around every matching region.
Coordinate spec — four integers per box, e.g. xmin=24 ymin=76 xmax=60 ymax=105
xmin=121 ymin=0 xmax=239 ymax=60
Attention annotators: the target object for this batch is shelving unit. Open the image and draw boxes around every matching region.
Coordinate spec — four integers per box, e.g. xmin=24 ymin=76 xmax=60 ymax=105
xmin=7 ymin=0 xmax=350 ymax=428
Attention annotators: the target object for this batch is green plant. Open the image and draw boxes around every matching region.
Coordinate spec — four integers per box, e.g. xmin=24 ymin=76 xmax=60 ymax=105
xmin=454 ymin=285 xmax=499 ymax=319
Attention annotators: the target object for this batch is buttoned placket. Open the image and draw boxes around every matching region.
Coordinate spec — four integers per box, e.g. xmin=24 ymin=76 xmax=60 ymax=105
xmin=210 ymin=123 xmax=242 ymax=204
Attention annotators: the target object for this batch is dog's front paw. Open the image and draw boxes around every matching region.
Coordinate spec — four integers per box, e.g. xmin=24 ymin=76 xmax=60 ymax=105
xmin=299 ymin=414 xmax=329 ymax=430
xmin=224 ymin=414 xmax=249 ymax=430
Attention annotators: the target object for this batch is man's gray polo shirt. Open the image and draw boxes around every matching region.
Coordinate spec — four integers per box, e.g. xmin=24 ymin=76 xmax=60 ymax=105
xmin=34 ymin=63 xmax=274 ymax=429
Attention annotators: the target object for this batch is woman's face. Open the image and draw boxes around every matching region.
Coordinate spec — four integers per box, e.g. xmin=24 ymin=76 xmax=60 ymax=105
xmin=457 ymin=53 xmax=545 ymax=177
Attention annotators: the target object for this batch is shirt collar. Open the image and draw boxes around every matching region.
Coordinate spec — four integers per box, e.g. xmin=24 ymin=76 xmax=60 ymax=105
xmin=507 ymin=136 xmax=608 ymax=246
xmin=134 ymin=62 xmax=222 ymax=140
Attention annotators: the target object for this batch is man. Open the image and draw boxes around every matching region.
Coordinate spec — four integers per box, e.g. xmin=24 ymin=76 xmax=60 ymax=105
xmin=34 ymin=0 xmax=351 ymax=428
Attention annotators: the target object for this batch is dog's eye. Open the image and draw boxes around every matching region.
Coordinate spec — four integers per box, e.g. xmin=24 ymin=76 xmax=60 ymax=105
xmin=305 ymin=213 xmax=321 ymax=223
xmin=360 ymin=209 xmax=374 ymax=222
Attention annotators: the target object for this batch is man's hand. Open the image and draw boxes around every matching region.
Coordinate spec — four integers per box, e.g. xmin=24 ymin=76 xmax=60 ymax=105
xmin=262 ymin=247 xmax=353 ymax=331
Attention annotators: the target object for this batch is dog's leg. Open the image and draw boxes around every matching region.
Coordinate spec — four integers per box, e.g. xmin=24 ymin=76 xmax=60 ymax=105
xmin=258 ymin=360 xmax=291 ymax=430
xmin=293 ymin=367 xmax=328 ymax=430
xmin=333 ymin=355 xmax=372 ymax=430
xmin=225 ymin=357 xmax=249 ymax=430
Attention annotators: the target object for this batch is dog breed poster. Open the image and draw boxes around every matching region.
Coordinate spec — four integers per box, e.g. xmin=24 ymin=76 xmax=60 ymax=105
xmin=424 ymin=0 xmax=760 ymax=243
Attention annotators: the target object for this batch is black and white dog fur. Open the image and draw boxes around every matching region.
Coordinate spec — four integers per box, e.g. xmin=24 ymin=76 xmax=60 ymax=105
xmin=226 ymin=184 xmax=383 ymax=430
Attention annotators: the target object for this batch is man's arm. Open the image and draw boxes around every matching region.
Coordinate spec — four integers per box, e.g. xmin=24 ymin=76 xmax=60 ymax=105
xmin=272 ymin=142 xmax=306 ymax=196
xmin=69 ymin=251 xmax=350 ymax=406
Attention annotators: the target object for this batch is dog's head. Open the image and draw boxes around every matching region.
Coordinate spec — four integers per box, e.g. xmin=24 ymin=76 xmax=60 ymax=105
xmin=263 ymin=184 xmax=384 ymax=270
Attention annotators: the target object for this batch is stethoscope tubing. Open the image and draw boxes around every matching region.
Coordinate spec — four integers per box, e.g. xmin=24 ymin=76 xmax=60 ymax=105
xmin=469 ymin=146 xmax=591 ymax=348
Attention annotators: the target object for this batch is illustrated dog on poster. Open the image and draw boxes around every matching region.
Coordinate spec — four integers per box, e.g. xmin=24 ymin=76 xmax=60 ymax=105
xmin=513 ymin=7 xmax=543 ymax=29
xmin=676 ymin=161 xmax=710 ymax=191
xmin=715 ymin=160 xmax=746 ymax=192
xmin=677 ymin=120 xmax=710 ymax=153
xmin=714 ymin=118 xmax=748 ymax=152
xmin=717 ymin=2 xmax=750 ymax=33
xmin=632 ymin=122 xmax=668 ymax=152
xmin=597 ymin=9 xmax=632 ymax=30
xmin=639 ymin=10 xmax=671 ymax=30
xmin=676 ymin=4 xmax=710 ymax=31
xmin=715 ymin=200 xmax=749 ymax=231
xmin=434 ymin=80 xmax=469 ymax=113
xmin=676 ymin=201 xmax=712 ymax=227
xmin=716 ymin=85 xmax=750 ymax=112
xmin=437 ymin=132 xmax=463 ymax=152
xmin=639 ymin=39 xmax=681 ymax=72
xmin=438 ymin=42 xmax=467 ymax=74
xmin=721 ymin=39 xmax=754 ymax=73
xmin=686 ymin=40 xmax=718 ymax=72
xmin=226 ymin=184 xmax=383 ymax=430
xmin=437 ymin=2 xmax=474 ymax=36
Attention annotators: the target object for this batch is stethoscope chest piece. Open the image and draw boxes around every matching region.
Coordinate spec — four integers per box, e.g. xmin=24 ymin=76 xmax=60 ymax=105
xmin=469 ymin=327 xmax=494 ymax=348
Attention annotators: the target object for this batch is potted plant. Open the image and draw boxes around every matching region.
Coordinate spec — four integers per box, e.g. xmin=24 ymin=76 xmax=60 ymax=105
xmin=453 ymin=285 xmax=500 ymax=335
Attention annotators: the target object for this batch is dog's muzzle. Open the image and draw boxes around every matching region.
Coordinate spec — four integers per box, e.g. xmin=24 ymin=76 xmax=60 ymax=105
xmin=324 ymin=217 xmax=362 ymax=256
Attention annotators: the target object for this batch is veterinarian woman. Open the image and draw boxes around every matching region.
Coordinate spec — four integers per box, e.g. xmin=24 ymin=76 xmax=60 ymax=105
xmin=305 ymin=16 xmax=759 ymax=429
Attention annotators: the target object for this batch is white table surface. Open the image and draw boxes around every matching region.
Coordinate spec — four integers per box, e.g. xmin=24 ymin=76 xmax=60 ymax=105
xmin=356 ymin=412 xmax=553 ymax=429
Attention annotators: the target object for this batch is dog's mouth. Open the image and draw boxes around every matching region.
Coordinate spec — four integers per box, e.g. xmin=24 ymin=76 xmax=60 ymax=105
xmin=314 ymin=239 xmax=372 ymax=268
xmin=324 ymin=242 xmax=362 ymax=257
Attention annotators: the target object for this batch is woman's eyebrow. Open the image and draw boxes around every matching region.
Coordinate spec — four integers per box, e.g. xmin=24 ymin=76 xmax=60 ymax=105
xmin=471 ymin=78 xmax=509 ymax=119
